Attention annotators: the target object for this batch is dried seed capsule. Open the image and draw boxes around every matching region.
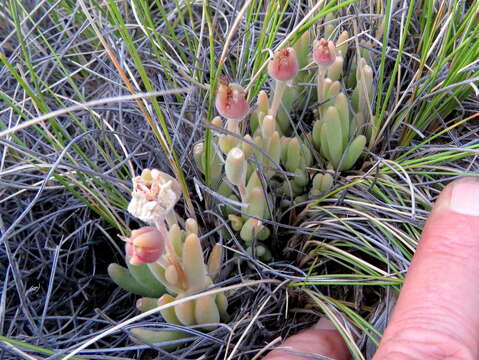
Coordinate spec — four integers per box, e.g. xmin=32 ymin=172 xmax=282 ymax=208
xmin=313 ymin=39 xmax=336 ymax=67
xmin=127 ymin=169 xmax=182 ymax=224
xmin=268 ymin=47 xmax=299 ymax=81
xmin=215 ymin=77 xmax=250 ymax=120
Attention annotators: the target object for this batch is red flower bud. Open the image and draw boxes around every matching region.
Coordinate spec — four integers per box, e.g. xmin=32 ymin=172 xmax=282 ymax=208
xmin=313 ymin=39 xmax=336 ymax=67
xmin=215 ymin=77 xmax=250 ymax=119
xmin=125 ymin=227 xmax=165 ymax=265
xmin=268 ymin=47 xmax=299 ymax=81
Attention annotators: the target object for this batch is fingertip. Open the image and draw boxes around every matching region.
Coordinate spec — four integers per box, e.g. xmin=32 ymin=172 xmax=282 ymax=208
xmin=433 ymin=176 xmax=479 ymax=216
xmin=264 ymin=319 xmax=350 ymax=360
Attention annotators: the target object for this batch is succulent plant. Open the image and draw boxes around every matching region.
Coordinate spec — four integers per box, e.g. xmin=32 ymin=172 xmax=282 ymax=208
xmin=108 ymin=169 xmax=228 ymax=348
xmin=105 ymin=13 xmax=378 ymax=354
xmin=194 ymin=15 xmax=375 ymax=251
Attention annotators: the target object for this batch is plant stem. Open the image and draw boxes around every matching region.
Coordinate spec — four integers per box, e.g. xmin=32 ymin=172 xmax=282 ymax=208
xmin=269 ymin=79 xmax=287 ymax=118
xmin=317 ymin=66 xmax=326 ymax=108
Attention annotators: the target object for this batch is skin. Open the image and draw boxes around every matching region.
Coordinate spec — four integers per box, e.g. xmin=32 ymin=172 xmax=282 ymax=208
xmin=265 ymin=177 xmax=479 ymax=360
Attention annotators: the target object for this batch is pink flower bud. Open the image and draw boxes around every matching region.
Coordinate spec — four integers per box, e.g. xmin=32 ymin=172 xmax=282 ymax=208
xmin=125 ymin=227 xmax=165 ymax=265
xmin=313 ymin=39 xmax=336 ymax=67
xmin=267 ymin=47 xmax=299 ymax=81
xmin=215 ymin=77 xmax=250 ymax=120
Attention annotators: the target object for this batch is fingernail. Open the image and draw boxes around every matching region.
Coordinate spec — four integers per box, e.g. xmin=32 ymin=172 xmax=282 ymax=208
xmin=449 ymin=177 xmax=479 ymax=216
xmin=314 ymin=317 xmax=336 ymax=330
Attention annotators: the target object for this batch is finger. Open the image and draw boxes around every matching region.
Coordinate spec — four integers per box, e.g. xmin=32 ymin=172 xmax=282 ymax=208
xmin=264 ymin=318 xmax=350 ymax=360
xmin=374 ymin=177 xmax=479 ymax=360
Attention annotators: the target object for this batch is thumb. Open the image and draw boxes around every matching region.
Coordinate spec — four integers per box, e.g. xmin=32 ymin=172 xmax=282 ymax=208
xmin=264 ymin=318 xmax=350 ymax=360
xmin=374 ymin=177 xmax=479 ymax=359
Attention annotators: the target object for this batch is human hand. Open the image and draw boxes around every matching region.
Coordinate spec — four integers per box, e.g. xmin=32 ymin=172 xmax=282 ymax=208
xmin=265 ymin=177 xmax=479 ymax=359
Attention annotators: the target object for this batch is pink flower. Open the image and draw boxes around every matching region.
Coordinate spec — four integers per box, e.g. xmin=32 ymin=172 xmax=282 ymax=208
xmin=313 ymin=39 xmax=336 ymax=67
xmin=268 ymin=47 xmax=299 ymax=81
xmin=215 ymin=77 xmax=250 ymax=119
xmin=125 ymin=227 xmax=165 ymax=265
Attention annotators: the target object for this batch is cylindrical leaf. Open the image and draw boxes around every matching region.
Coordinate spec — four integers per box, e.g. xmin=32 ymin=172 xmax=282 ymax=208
xmin=293 ymin=29 xmax=311 ymax=68
xmin=301 ymin=143 xmax=313 ymax=167
xmin=246 ymin=170 xmax=262 ymax=193
xmin=335 ymin=92 xmax=350 ymax=147
xmin=225 ymin=148 xmax=247 ymax=187
xmin=339 ymin=135 xmax=366 ymax=171
xmin=327 ymin=56 xmax=343 ymax=81
xmin=228 ymin=214 xmax=244 ymax=231
xmin=165 ymin=265 xmax=179 ymax=286
xmin=130 ymin=328 xmax=186 ymax=349
xmin=336 ymin=30 xmax=349 ymax=56
xmin=215 ymin=293 xmax=229 ymax=322
xmin=319 ymin=121 xmax=331 ymax=161
xmin=158 ymin=294 xmax=181 ymax=325
xmin=240 ymin=218 xmax=263 ymax=244
xmin=168 ymin=224 xmax=183 ymax=257
xmin=182 ymin=234 xmax=207 ymax=293
xmin=207 ymin=244 xmax=223 ymax=280
xmin=312 ymin=120 xmax=322 ymax=151
xmin=320 ymin=173 xmax=334 ymax=192
xmin=185 ymin=218 xmax=198 ymax=235
xmin=261 ymin=114 xmax=276 ymax=140
xmin=219 ymin=135 xmax=238 ymax=155
xmin=108 ymin=263 xmax=157 ymax=297
xmin=324 ymin=106 xmax=343 ymax=168
xmin=280 ymin=136 xmax=290 ymax=163
xmin=293 ymin=169 xmax=308 ymax=187
xmin=242 ymin=134 xmax=254 ymax=159
xmin=194 ymin=295 xmax=220 ymax=325
xmin=246 ymin=187 xmax=267 ymax=218
xmin=193 ymin=143 xmax=205 ymax=173
xmin=126 ymin=262 xmax=167 ymax=297
xmin=136 ymin=297 xmax=158 ymax=312
xmin=175 ymin=297 xmax=196 ymax=326
xmin=285 ymin=138 xmax=301 ymax=172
